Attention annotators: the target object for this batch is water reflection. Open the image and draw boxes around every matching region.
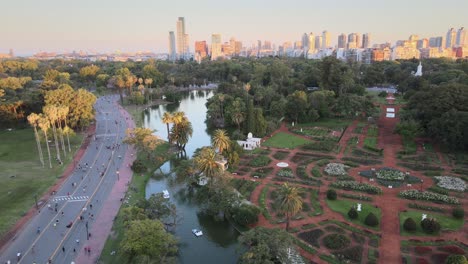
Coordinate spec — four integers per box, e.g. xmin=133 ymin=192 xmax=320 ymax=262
xmin=144 ymin=90 xmax=240 ymax=264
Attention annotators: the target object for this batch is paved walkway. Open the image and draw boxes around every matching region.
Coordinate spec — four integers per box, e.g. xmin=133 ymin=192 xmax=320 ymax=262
xmin=75 ymin=102 xmax=136 ymax=263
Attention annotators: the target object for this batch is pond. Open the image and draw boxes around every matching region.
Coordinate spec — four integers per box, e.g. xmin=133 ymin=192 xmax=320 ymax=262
xmin=143 ymin=90 xmax=240 ymax=264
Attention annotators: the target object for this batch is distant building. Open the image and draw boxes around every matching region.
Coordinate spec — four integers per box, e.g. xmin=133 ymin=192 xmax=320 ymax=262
xmin=322 ymin=30 xmax=331 ymax=48
xmin=429 ymin=36 xmax=445 ymax=48
xmin=211 ymin=34 xmax=223 ymax=60
xmin=417 ymin=38 xmax=429 ymax=49
xmin=362 ymin=33 xmax=371 ymax=48
xmin=347 ymin=33 xmax=358 ymax=49
xmin=371 ymin=48 xmax=391 ymax=62
xmin=176 ymin=17 xmax=190 ymax=59
xmin=308 ymin=33 xmax=315 ymax=51
xmin=315 ymin=36 xmax=322 ymax=50
xmin=338 ymin=33 xmax=347 ymax=49
xmin=446 ymin=28 xmax=457 ymax=48
xmin=168 ymin=31 xmax=176 ymax=61
xmin=456 ymin=27 xmax=467 ymax=47
xmin=194 ymin=41 xmax=208 ymax=59
xmin=391 ymin=45 xmax=420 ymax=60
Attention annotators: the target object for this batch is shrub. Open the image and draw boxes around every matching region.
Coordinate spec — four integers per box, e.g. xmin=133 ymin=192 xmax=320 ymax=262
xmin=277 ymin=168 xmax=294 ymax=178
xmin=335 ymin=245 xmax=363 ymax=262
xmin=398 ymin=190 xmax=460 ymax=205
xmin=248 ymin=155 xmax=271 ymax=167
xmin=439 ymin=246 xmax=465 ymax=255
xmin=311 ymin=167 xmax=321 ymax=177
xmin=348 ymin=207 xmax=358 ymax=219
xmin=403 ymin=218 xmax=417 ymax=232
xmin=230 ymin=204 xmax=260 ymax=226
xmin=445 ymin=255 xmax=467 ymax=264
xmin=420 ymin=218 xmax=441 ymax=234
xmin=131 ymin=160 xmax=147 ymax=173
xmin=452 ymin=207 xmax=464 ymax=219
xmin=445 ymin=255 xmax=468 ymax=264
xmin=323 ymin=233 xmax=351 ymax=250
xmin=408 ymin=203 xmax=444 ymax=213
xmin=327 ymin=189 xmax=337 ymax=200
xmin=414 ymin=246 xmax=432 ymax=255
xmin=364 ymin=212 xmax=379 ymax=227
xmin=298 ymin=229 xmax=324 ymax=248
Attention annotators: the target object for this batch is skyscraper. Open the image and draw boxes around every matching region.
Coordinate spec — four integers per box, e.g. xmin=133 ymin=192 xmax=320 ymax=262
xmin=338 ymin=33 xmax=347 ymax=49
xmin=302 ymin=33 xmax=309 ymax=51
xmin=355 ymin=33 xmax=361 ymax=48
xmin=446 ymin=28 xmax=457 ymax=48
xmin=176 ymin=17 xmax=189 ymax=59
xmin=322 ymin=31 xmax=331 ymax=48
xmin=315 ymin=36 xmax=322 ymax=50
xmin=347 ymin=33 xmax=357 ymax=49
xmin=308 ymin=33 xmax=315 ymax=51
xmin=168 ymin=31 xmax=176 ymax=61
xmin=211 ymin=34 xmax=222 ymax=60
xmin=456 ymin=27 xmax=467 ymax=47
xmin=194 ymin=41 xmax=208 ymax=59
xmin=362 ymin=33 xmax=371 ymax=48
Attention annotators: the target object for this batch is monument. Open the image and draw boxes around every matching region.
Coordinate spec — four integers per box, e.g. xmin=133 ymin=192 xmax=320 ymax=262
xmin=414 ymin=62 xmax=423 ymax=77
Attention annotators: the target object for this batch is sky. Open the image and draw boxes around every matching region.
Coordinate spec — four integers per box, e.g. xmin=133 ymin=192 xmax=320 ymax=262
xmin=1 ymin=0 xmax=467 ymax=56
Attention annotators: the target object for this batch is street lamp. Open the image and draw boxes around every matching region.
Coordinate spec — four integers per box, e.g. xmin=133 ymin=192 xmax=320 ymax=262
xmin=116 ymin=170 xmax=120 ymax=181
xmin=34 ymin=194 xmax=38 ymax=210
xmin=420 ymin=179 xmax=424 ymax=192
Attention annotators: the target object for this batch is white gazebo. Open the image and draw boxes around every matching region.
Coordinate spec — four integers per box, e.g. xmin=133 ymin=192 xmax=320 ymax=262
xmin=237 ymin=132 xmax=262 ymax=150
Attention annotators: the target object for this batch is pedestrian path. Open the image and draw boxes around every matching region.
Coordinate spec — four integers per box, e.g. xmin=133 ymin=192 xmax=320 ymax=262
xmin=52 ymin=196 xmax=89 ymax=202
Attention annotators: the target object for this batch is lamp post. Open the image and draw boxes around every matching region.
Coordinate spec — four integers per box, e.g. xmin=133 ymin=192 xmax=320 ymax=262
xmin=420 ymin=179 xmax=424 ymax=192
xmin=34 ymin=195 xmax=38 ymax=210
xmin=116 ymin=170 xmax=120 ymax=181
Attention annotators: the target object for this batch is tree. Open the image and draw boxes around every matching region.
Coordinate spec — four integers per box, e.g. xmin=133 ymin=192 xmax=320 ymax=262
xmin=145 ymin=193 xmax=172 ymax=220
xmin=252 ymin=108 xmax=267 ymax=137
xmin=169 ymin=112 xmax=193 ymax=150
xmin=326 ymin=189 xmax=337 ymax=200
xmin=403 ymin=217 xmax=417 ymax=232
xmin=286 ymin=91 xmax=308 ymax=123
xmin=228 ymin=97 xmax=246 ymax=130
xmin=230 ymin=204 xmax=260 ymax=226
xmin=121 ymin=219 xmax=177 ymax=261
xmin=79 ymin=65 xmax=100 ymax=86
xmin=193 ymin=147 xmax=222 ymax=185
xmin=27 ymin=113 xmax=44 ymax=167
xmin=43 ymin=105 xmax=61 ymax=162
xmin=113 ymin=68 xmax=136 ymax=104
xmin=277 ymin=183 xmax=303 ymax=231
xmin=37 ymin=114 xmax=52 ymax=168
xmin=211 ymin=129 xmax=230 ymax=154
xmin=364 ymin=212 xmax=379 ymax=227
xmin=452 ymin=207 xmax=464 ymax=219
xmin=238 ymin=227 xmax=294 ymax=264
xmin=121 ymin=206 xmax=147 ymax=227
xmin=124 ymin=128 xmax=162 ymax=158
xmin=162 ymin=112 xmax=173 ymax=142
xmin=348 ymin=207 xmax=358 ymax=219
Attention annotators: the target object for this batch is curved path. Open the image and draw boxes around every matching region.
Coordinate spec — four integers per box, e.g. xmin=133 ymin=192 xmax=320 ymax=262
xmin=0 ymin=95 xmax=133 ymax=264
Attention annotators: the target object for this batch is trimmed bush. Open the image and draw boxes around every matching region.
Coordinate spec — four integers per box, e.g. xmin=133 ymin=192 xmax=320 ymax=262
xmin=323 ymin=233 xmax=351 ymax=250
xmin=445 ymin=255 xmax=467 ymax=264
xmin=348 ymin=207 xmax=358 ymax=219
xmin=364 ymin=212 xmax=379 ymax=227
xmin=327 ymin=189 xmax=337 ymax=200
xmin=452 ymin=207 xmax=464 ymax=219
xmin=131 ymin=160 xmax=147 ymax=173
xmin=403 ymin=218 xmax=417 ymax=232
xmin=420 ymin=218 xmax=441 ymax=234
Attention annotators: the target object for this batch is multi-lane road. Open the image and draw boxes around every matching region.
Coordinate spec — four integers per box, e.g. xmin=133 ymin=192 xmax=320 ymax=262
xmin=0 ymin=95 xmax=130 ymax=264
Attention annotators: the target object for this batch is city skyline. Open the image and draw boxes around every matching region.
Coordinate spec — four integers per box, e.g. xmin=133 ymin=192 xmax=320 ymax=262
xmin=2 ymin=0 xmax=468 ymax=55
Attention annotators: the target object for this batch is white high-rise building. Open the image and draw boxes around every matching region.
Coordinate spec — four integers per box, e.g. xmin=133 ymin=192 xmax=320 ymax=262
xmin=168 ymin=31 xmax=176 ymax=61
xmin=322 ymin=31 xmax=331 ymax=48
xmin=308 ymin=33 xmax=315 ymax=51
xmin=446 ymin=28 xmax=457 ymax=48
xmin=315 ymin=36 xmax=322 ymax=50
xmin=176 ymin=17 xmax=189 ymax=59
xmin=211 ymin=34 xmax=222 ymax=60
xmin=456 ymin=27 xmax=467 ymax=47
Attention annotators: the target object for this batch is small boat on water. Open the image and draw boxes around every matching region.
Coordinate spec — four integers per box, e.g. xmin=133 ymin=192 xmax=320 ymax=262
xmin=192 ymin=229 xmax=203 ymax=237
xmin=162 ymin=190 xmax=170 ymax=199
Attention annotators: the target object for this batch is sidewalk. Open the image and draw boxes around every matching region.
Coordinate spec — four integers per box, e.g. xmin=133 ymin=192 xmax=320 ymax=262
xmin=75 ymin=105 xmax=136 ymax=264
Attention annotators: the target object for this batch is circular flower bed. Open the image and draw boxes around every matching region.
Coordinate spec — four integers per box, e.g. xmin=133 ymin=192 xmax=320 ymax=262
xmin=434 ymin=176 xmax=466 ymax=192
xmin=323 ymin=233 xmax=351 ymax=250
xmin=376 ymin=168 xmax=405 ymax=181
xmin=324 ymin=163 xmax=348 ymax=176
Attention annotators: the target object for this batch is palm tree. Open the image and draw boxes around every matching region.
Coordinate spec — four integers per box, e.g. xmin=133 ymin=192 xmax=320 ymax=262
xmin=170 ymin=116 xmax=193 ymax=150
xmin=37 ymin=114 xmax=52 ymax=168
xmin=277 ymin=183 xmax=303 ymax=231
xmin=162 ymin=112 xmax=173 ymax=142
xmin=144 ymin=78 xmax=153 ymax=102
xmin=193 ymin=147 xmax=221 ymax=186
xmin=211 ymin=129 xmax=230 ymax=154
xmin=27 ymin=113 xmax=45 ymax=167
xmin=58 ymin=106 xmax=72 ymax=152
xmin=55 ymin=107 xmax=67 ymax=158
xmin=43 ymin=105 xmax=61 ymax=162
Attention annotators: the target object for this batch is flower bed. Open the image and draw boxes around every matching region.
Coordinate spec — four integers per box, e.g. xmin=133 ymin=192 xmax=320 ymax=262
xmin=376 ymin=168 xmax=405 ymax=181
xmin=330 ymin=181 xmax=382 ymax=194
xmin=434 ymin=176 xmax=466 ymax=192
xmin=324 ymin=163 xmax=349 ymax=176
xmin=298 ymin=229 xmax=324 ymax=248
xmin=248 ymin=155 xmax=271 ymax=167
xmin=277 ymin=168 xmax=294 ymax=178
xmin=398 ymin=190 xmax=460 ymax=205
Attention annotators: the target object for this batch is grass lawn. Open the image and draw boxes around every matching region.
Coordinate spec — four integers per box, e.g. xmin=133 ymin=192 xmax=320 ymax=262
xmin=326 ymin=199 xmax=381 ymax=230
xmin=399 ymin=210 xmax=464 ymax=236
xmin=293 ymin=118 xmax=352 ymax=129
xmin=0 ymin=129 xmax=84 ymax=236
xmin=364 ymin=137 xmax=378 ymax=149
xmin=99 ymin=143 xmax=170 ymax=264
xmin=263 ymin=132 xmax=311 ymax=149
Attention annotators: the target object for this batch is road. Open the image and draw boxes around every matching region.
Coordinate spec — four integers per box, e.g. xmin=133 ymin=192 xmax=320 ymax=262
xmin=0 ymin=95 xmax=130 ymax=264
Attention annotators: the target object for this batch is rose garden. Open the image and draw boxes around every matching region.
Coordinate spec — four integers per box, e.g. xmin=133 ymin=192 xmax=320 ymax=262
xmin=228 ymin=96 xmax=467 ymax=264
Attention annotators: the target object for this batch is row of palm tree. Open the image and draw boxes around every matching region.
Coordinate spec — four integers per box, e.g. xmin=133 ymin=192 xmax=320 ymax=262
xmin=27 ymin=105 xmax=74 ymax=168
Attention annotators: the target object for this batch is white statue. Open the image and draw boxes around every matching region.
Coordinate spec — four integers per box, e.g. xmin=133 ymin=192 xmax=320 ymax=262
xmin=422 ymin=214 xmax=427 ymax=220
xmin=357 ymin=203 xmax=362 ymax=212
xmin=414 ymin=62 xmax=423 ymax=77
